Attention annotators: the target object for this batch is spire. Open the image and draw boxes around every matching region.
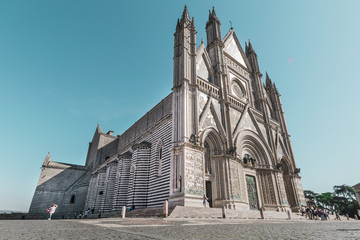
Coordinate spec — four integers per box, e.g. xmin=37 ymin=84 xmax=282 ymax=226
xmin=176 ymin=18 xmax=180 ymax=32
xmin=181 ymin=5 xmax=191 ymax=23
xmin=273 ymin=83 xmax=279 ymax=94
xmin=266 ymin=72 xmax=272 ymax=89
xmin=246 ymin=39 xmax=257 ymax=56
xmin=191 ymin=17 xmax=196 ymax=29
xmin=206 ymin=6 xmax=221 ymax=45
xmin=212 ymin=6 xmax=217 ymax=17
xmin=207 ymin=6 xmax=220 ymax=24
xmin=96 ymin=123 xmax=103 ymax=134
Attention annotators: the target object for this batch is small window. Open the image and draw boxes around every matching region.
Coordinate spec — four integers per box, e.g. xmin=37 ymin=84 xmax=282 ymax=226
xmin=105 ymin=156 xmax=110 ymax=160
xmin=99 ymin=191 xmax=104 ymax=195
xmin=70 ymin=194 xmax=76 ymax=204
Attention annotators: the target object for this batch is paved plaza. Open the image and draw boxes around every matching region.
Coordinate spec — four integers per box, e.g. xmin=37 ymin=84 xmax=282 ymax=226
xmin=0 ymin=217 xmax=359 ymax=240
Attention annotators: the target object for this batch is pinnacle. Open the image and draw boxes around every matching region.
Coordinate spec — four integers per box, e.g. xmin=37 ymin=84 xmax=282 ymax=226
xmin=96 ymin=123 xmax=103 ymax=133
xmin=246 ymin=39 xmax=257 ymax=56
xmin=176 ymin=18 xmax=180 ymax=31
xmin=208 ymin=6 xmax=219 ymax=22
xmin=181 ymin=5 xmax=191 ymax=23
xmin=266 ymin=72 xmax=270 ymax=80
xmin=248 ymin=39 xmax=253 ymax=49
xmin=212 ymin=6 xmax=217 ymax=17
xmin=266 ymin=72 xmax=272 ymax=88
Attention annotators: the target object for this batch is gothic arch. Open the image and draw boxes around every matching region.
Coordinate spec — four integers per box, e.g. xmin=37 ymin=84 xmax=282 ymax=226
xmin=200 ymin=127 xmax=225 ymax=154
xmin=235 ymin=130 xmax=274 ymax=166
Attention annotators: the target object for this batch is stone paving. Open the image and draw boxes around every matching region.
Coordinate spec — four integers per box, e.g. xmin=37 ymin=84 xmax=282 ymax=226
xmin=0 ymin=217 xmax=359 ymax=240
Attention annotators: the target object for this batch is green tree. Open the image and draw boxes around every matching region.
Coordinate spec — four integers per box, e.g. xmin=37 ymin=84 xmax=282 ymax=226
xmin=333 ymin=185 xmax=356 ymax=200
xmin=315 ymin=192 xmax=334 ymax=210
xmin=333 ymin=184 xmax=359 ymax=218
xmin=304 ymin=190 xmax=318 ymax=206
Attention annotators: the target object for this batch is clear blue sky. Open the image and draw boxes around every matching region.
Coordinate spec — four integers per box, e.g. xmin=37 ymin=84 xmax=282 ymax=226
xmin=1 ymin=0 xmax=359 ymax=212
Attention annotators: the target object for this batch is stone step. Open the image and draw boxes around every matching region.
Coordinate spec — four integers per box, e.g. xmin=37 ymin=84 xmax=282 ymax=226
xmin=121 ymin=207 xmax=164 ymax=218
xmin=168 ymin=206 xmax=303 ymax=220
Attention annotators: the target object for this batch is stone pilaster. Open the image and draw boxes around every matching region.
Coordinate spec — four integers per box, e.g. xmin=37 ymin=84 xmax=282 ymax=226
xmin=127 ymin=142 xmax=151 ymax=209
xmin=112 ymin=152 xmax=132 ymax=211
xmin=94 ymin=167 xmax=107 ymax=211
xmin=103 ymin=160 xmax=118 ymax=212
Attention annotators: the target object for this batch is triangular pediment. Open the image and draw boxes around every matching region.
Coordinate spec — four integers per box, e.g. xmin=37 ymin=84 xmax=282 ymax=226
xmin=275 ymin=133 xmax=289 ymax=159
xmin=223 ymin=31 xmax=248 ymax=69
xmin=197 ymin=55 xmax=211 ymax=81
xmin=196 ymin=42 xmax=214 ymax=82
xmin=239 ymin=112 xmax=258 ymax=133
xmin=277 ymin=139 xmax=289 ymax=159
xmin=233 ymin=107 xmax=273 ymax=156
xmin=199 ymin=96 xmax=226 ymax=139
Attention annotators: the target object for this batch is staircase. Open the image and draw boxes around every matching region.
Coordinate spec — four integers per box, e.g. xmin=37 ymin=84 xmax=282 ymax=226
xmin=123 ymin=207 xmax=164 ymax=218
xmin=168 ymin=206 xmax=303 ymax=220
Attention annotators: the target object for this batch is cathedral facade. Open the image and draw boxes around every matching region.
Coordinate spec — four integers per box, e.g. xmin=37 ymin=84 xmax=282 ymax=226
xmin=29 ymin=6 xmax=306 ymax=217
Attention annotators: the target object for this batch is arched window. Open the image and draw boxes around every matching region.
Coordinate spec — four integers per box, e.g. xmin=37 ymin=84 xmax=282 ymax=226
xmin=204 ymin=141 xmax=212 ymax=174
xmin=70 ymin=194 xmax=76 ymax=204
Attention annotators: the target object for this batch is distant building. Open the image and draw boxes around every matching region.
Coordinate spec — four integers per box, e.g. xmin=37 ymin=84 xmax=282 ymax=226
xmin=29 ymin=6 xmax=305 ymax=218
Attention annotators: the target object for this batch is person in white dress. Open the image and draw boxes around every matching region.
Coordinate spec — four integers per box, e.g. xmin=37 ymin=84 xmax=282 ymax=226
xmin=48 ymin=204 xmax=58 ymax=220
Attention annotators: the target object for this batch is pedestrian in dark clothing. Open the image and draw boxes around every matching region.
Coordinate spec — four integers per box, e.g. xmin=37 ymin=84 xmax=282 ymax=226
xmin=335 ymin=210 xmax=341 ymax=221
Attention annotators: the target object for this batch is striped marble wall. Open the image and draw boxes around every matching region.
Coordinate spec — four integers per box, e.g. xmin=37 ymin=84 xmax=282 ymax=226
xmin=84 ymin=117 xmax=172 ymax=212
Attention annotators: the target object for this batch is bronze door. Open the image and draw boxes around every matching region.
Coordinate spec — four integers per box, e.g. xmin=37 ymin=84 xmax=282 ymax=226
xmin=246 ymin=175 xmax=259 ymax=210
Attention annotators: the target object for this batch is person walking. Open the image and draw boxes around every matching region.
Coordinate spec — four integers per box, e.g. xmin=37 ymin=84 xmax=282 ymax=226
xmin=335 ymin=210 xmax=341 ymax=221
xmin=306 ymin=206 xmax=311 ymax=219
xmin=203 ymin=194 xmax=208 ymax=208
xmin=48 ymin=204 xmax=58 ymax=220
xmin=301 ymin=205 xmax=305 ymax=216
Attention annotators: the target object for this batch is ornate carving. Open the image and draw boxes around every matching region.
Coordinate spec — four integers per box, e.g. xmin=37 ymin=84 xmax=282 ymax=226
xmin=228 ymin=146 xmax=237 ymax=156
xmin=229 ymin=160 xmax=242 ymax=201
xmin=225 ymin=55 xmax=250 ymax=78
xmin=185 ymin=150 xmax=204 ymax=196
xmin=189 ymin=134 xmax=200 ymax=145
xmin=243 ymin=154 xmax=256 ymax=168
xmin=259 ymin=172 xmax=276 ymax=205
